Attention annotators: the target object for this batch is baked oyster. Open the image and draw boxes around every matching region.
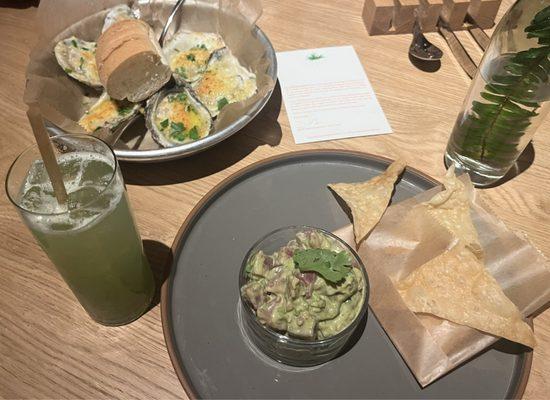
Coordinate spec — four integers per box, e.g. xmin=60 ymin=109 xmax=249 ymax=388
xmin=192 ymin=48 xmax=257 ymax=117
xmin=78 ymin=92 xmax=140 ymax=133
xmin=162 ymin=31 xmax=225 ymax=85
xmin=54 ymin=36 xmax=101 ymax=87
xmin=146 ymin=87 xmax=212 ymax=147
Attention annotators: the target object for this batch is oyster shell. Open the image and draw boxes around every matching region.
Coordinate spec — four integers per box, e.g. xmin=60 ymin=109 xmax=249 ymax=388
xmin=54 ymin=36 xmax=101 ymax=87
xmin=163 ymin=31 xmax=225 ymax=85
xmin=146 ymin=87 xmax=213 ymax=147
xmin=78 ymin=92 xmax=140 ymax=133
xmin=102 ymin=4 xmax=139 ymax=33
xmin=192 ymin=48 xmax=257 ymax=117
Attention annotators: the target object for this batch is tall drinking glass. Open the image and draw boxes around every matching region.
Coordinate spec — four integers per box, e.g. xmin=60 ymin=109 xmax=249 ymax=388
xmin=6 ymin=134 xmax=155 ymax=326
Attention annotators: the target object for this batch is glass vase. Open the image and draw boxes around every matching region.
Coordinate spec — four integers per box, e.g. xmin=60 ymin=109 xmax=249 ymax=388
xmin=445 ymin=0 xmax=550 ymax=186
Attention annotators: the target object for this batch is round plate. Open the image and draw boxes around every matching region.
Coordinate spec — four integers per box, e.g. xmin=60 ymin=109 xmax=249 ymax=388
xmin=161 ymin=150 xmax=531 ymax=399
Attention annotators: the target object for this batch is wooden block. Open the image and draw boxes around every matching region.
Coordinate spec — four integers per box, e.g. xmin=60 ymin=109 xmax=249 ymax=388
xmin=441 ymin=0 xmax=471 ymax=30
xmin=362 ymin=0 xmax=395 ymax=35
xmin=468 ymin=0 xmax=501 ymax=29
xmin=419 ymin=0 xmax=444 ymax=32
xmin=392 ymin=0 xmax=420 ymax=34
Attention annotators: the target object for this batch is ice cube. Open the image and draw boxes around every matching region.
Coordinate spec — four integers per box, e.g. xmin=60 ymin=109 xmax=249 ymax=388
xmin=79 ymin=159 xmax=114 ymax=187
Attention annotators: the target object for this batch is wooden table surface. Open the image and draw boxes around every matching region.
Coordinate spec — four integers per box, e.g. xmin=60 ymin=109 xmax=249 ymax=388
xmin=1 ymin=0 xmax=549 ymax=398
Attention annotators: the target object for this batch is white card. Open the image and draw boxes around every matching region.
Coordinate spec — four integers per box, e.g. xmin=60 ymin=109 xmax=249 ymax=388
xmin=276 ymin=46 xmax=392 ymax=144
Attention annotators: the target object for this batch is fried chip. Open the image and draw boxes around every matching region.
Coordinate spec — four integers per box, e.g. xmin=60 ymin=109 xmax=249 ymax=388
xmin=421 ymin=166 xmax=483 ymax=257
xmin=396 ymin=244 xmax=535 ymax=348
xmin=329 ymin=160 xmax=406 ymax=245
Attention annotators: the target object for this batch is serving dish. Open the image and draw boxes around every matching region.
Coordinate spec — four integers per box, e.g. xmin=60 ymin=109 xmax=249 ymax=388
xmin=40 ymin=1 xmax=277 ymax=162
xmin=161 ymin=150 xmax=531 ymax=399
xmin=239 ymin=226 xmax=369 ymax=366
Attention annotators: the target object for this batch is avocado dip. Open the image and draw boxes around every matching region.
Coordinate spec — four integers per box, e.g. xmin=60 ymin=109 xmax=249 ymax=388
xmin=241 ymin=230 xmax=365 ymax=340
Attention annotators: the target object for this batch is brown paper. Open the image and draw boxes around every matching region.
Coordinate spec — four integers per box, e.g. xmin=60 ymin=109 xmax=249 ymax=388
xmin=335 ymin=175 xmax=550 ymax=387
xmin=24 ymin=0 xmax=275 ymax=150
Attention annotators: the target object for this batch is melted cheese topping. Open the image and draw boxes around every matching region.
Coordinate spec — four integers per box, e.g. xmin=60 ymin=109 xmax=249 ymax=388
xmin=78 ymin=94 xmax=136 ymax=133
xmin=170 ymin=48 xmax=211 ymax=82
xmin=194 ymin=51 xmax=257 ymax=115
xmin=154 ymin=93 xmax=210 ymax=143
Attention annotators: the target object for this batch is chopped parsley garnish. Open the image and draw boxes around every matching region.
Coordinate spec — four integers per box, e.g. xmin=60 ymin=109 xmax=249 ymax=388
xmin=194 ymin=44 xmax=207 ymax=50
xmin=188 ymin=126 xmax=199 ymax=140
xmin=186 ymin=53 xmax=196 ymax=62
xmin=71 ymin=39 xmax=78 ymax=48
xmin=293 ymin=249 xmax=351 ymax=283
xmin=170 ymin=122 xmax=186 ymax=141
xmin=79 ymin=57 xmax=85 ymax=70
xmin=118 ymin=106 xmax=133 ymax=116
xmin=159 ymin=119 xmax=169 ymax=130
xmin=64 ymin=67 xmax=73 ymax=74
xmin=175 ymin=67 xmax=188 ymax=79
xmin=217 ymin=97 xmax=229 ymax=111
xmin=81 ymin=47 xmax=89 ymax=51
xmin=168 ymin=92 xmax=187 ymax=103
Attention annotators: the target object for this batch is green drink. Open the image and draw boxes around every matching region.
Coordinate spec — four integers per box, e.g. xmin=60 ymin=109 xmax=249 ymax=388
xmin=6 ymin=135 xmax=154 ymax=325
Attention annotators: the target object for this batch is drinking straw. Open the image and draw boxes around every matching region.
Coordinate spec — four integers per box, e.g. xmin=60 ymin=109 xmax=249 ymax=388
xmin=26 ymin=104 xmax=68 ymax=205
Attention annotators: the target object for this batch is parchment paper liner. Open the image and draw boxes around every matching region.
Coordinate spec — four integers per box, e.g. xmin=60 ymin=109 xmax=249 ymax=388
xmin=334 ymin=175 xmax=550 ymax=387
xmin=24 ymin=0 xmax=274 ymax=150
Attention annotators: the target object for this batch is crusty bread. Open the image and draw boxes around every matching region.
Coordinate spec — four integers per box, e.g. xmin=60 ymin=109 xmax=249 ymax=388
xmin=96 ymin=19 xmax=171 ymax=102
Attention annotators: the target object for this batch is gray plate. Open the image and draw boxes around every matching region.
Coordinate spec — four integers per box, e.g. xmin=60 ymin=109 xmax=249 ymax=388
xmin=161 ymin=150 xmax=530 ymax=399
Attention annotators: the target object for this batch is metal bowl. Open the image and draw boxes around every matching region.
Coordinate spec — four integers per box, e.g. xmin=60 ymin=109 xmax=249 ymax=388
xmin=47 ymin=10 xmax=277 ymax=163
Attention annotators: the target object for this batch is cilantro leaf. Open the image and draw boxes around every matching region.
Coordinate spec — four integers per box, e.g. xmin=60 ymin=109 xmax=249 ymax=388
xmin=71 ymin=39 xmax=78 ymax=48
xmin=293 ymin=249 xmax=351 ymax=283
xmin=217 ymin=97 xmax=229 ymax=111
xmin=79 ymin=56 xmax=85 ymax=70
xmin=64 ymin=67 xmax=73 ymax=74
xmin=188 ymin=126 xmax=199 ymax=140
xmin=186 ymin=53 xmax=196 ymax=62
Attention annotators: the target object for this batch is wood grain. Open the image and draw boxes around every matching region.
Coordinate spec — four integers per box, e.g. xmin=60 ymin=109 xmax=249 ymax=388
xmin=0 ymin=1 xmax=548 ymax=399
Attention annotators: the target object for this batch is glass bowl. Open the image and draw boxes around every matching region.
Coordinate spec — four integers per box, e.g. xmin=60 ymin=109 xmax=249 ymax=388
xmin=238 ymin=226 xmax=369 ymax=367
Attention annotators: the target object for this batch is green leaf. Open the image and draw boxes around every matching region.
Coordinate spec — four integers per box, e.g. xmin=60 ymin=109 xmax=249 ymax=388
xmin=293 ymin=249 xmax=352 ymax=283
xmin=188 ymin=126 xmax=200 ymax=140
xmin=217 ymin=97 xmax=229 ymax=111
xmin=175 ymin=67 xmax=188 ymax=79
xmin=160 ymin=119 xmax=169 ymax=129
xmin=117 ymin=106 xmax=133 ymax=116
xmin=186 ymin=53 xmax=196 ymax=62
xmin=454 ymin=5 xmax=550 ymax=165
xmin=307 ymin=53 xmax=324 ymax=61
xmin=64 ymin=67 xmax=73 ymax=74
xmin=79 ymin=56 xmax=85 ymax=70
xmin=170 ymin=122 xmax=186 ymax=141
xmin=71 ymin=39 xmax=78 ymax=48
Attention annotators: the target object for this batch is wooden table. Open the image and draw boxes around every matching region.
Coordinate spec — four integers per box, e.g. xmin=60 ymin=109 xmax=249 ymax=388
xmin=1 ymin=0 xmax=548 ymax=398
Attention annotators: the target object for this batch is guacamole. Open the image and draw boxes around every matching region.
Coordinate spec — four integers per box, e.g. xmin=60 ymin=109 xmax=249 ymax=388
xmin=241 ymin=230 xmax=365 ymax=340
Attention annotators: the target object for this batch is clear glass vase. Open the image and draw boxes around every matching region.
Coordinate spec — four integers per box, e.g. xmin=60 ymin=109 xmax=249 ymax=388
xmin=445 ymin=0 xmax=550 ymax=186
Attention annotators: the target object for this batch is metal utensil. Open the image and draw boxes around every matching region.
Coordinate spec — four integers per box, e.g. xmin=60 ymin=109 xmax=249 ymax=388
xmin=438 ymin=21 xmax=477 ymax=79
xmin=409 ymin=12 xmax=443 ymax=61
xmin=104 ymin=0 xmax=187 ymax=146
xmin=159 ymin=0 xmax=186 ymax=46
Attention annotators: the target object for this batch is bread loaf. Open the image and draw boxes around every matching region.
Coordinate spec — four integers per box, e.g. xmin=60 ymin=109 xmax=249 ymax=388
xmin=96 ymin=19 xmax=171 ymax=102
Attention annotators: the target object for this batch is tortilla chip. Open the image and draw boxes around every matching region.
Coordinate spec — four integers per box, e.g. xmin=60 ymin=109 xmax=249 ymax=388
xmin=421 ymin=166 xmax=483 ymax=257
xmin=329 ymin=160 xmax=406 ymax=245
xmin=396 ymin=244 xmax=535 ymax=348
